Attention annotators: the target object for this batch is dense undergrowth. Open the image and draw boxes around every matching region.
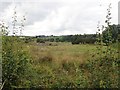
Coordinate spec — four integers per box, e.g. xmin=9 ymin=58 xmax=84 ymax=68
xmin=2 ymin=36 xmax=31 ymax=88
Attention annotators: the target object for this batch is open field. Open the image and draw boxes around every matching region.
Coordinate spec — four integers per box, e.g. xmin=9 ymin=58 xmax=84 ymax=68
xmin=27 ymin=42 xmax=97 ymax=63
xmin=1 ymin=1 xmax=120 ymax=88
xmin=25 ymin=42 xmax=118 ymax=63
xmin=16 ymin=41 xmax=119 ymax=88
xmin=2 ymin=36 xmax=119 ymax=88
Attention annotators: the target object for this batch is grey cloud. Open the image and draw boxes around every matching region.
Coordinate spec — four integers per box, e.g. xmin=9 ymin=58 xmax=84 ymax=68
xmin=16 ymin=2 xmax=63 ymax=25
xmin=0 ymin=2 xmax=12 ymax=14
xmin=0 ymin=0 xmax=119 ymax=36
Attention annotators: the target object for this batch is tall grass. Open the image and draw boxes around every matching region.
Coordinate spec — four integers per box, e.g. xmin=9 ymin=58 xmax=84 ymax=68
xmin=20 ymin=41 xmax=119 ymax=88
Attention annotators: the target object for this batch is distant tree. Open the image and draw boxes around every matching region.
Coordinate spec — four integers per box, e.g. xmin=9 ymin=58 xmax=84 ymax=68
xmin=56 ymin=38 xmax=60 ymax=42
xmin=71 ymin=34 xmax=96 ymax=44
xmin=24 ymin=37 xmax=32 ymax=43
xmin=36 ymin=38 xmax=45 ymax=43
xmin=103 ymin=25 xmax=119 ymax=43
xmin=71 ymin=35 xmax=80 ymax=44
xmin=49 ymin=38 xmax=54 ymax=42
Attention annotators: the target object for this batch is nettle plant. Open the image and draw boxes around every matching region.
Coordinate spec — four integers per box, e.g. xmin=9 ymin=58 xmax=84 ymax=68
xmin=1 ymin=7 xmax=29 ymax=88
xmin=87 ymin=3 xmax=119 ymax=88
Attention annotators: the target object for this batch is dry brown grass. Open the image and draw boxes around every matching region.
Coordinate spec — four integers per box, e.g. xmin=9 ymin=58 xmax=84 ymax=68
xmin=23 ymin=42 xmax=96 ymax=66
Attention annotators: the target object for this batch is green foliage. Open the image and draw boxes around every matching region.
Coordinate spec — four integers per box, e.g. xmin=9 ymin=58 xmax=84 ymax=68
xmin=36 ymin=38 xmax=45 ymax=43
xmin=66 ymin=34 xmax=97 ymax=44
xmin=49 ymin=38 xmax=54 ymax=42
xmin=2 ymin=36 xmax=30 ymax=88
xmin=24 ymin=37 xmax=33 ymax=43
xmin=1 ymin=8 xmax=30 ymax=88
xmin=55 ymin=38 xmax=60 ymax=42
xmin=35 ymin=34 xmax=97 ymax=44
xmin=103 ymin=25 xmax=119 ymax=44
xmin=86 ymin=3 xmax=119 ymax=88
xmin=87 ymin=55 xmax=119 ymax=88
xmin=1 ymin=3 xmax=119 ymax=89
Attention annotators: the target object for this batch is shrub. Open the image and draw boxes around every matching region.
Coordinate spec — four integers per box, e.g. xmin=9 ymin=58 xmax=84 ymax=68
xmin=36 ymin=38 xmax=45 ymax=43
xmin=87 ymin=56 xmax=119 ymax=88
xmin=2 ymin=36 xmax=30 ymax=88
xmin=87 ymin=3 xmax=119 ymax=88
xmin=24 ymin=37 xmax=33 ymax=43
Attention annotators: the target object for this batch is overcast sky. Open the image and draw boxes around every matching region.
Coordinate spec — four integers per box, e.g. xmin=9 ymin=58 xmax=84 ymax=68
xmin=0 ymin=0 xmax=119 ymax=36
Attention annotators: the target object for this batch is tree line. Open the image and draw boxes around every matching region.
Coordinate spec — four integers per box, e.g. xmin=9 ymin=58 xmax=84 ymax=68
xmin=35 ymin=24 xmax=119 ymax=45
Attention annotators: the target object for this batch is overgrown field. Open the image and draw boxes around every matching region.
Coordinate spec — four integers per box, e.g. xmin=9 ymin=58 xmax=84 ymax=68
xmin=16 ymin=41 xmax=119 ymax=88
xmin=1 ymin=2 xmax=120 ymax=88
xmin=26 ymin=42 xmax=97 ymax=64
xmin=2 ymin=36 xmax=119 ymax=88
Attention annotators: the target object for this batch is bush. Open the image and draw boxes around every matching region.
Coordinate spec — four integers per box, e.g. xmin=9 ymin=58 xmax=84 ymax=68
xmin=36 ymin=38 xmax=45 ymax=43
xmin=87 ymin=56 xmax=119 ymax=88
xmin=2 ymin=36 xmax=30 ymax=88
xmin=24 ymin=37 xmax=33 ymax=43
